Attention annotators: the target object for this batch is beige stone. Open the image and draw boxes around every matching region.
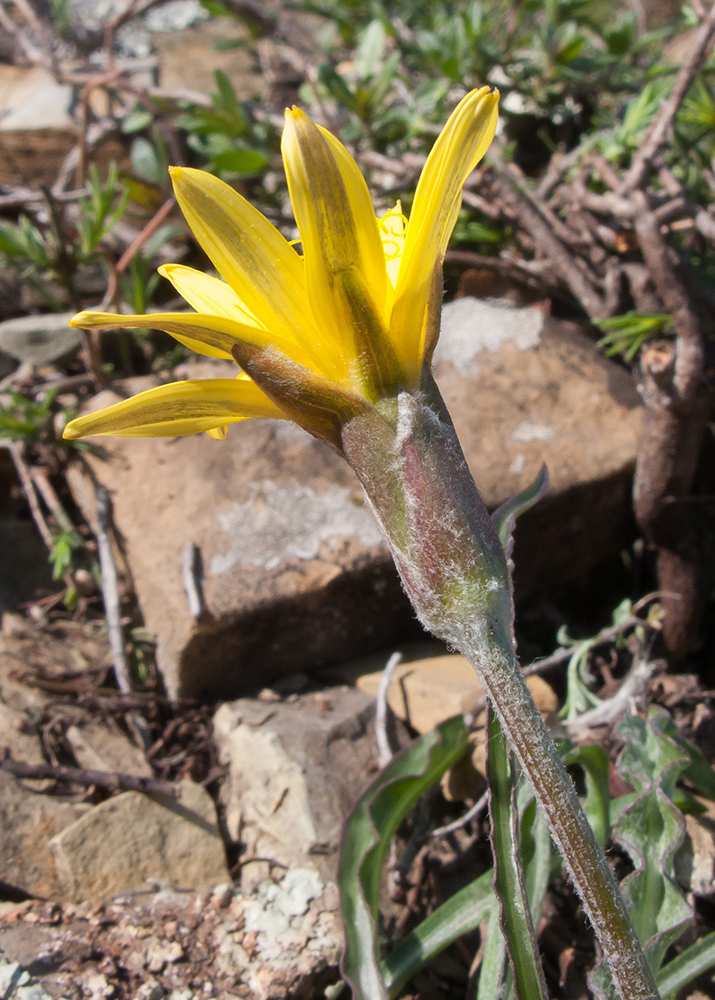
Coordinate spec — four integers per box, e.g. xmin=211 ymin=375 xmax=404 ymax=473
xmin=0 ymin=772 xmax=89 ymax=899
xmin=49 ymin=779 xmax=230 ymax=902
xmin=65 ymin=720 xmax=153 ymax=778
xmin=355 ymin=651 xmax=558 ymax=735
xmin=155 ymin=18 xmax=268 ymax=98
xmin=67 ymin=301 xmax=641 ymax=699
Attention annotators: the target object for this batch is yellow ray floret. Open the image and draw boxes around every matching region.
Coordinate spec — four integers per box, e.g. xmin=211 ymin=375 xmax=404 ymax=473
xmin=64 ymin=86 xmax=498 ymax=443
xmin=63 ymin=378 xmax=284 ymax=439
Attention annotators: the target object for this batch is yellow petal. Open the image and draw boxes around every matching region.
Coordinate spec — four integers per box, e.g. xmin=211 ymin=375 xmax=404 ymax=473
xmin=169 ymin=167 xmax=340 ymax=376
xmin=62 ymin=377 xmax=284 ymax=439
xmin=390 ymin=87 xmax=499 ymax=378
xmin=159 ymin=264 xmax=258 ymax=325
xmin=69 ymin=310 xmax=316 ymax=368
xmin=282 ymin=109 xmax=399 ymax=395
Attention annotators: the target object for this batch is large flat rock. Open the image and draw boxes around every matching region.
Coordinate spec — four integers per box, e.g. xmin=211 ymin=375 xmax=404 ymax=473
xmin=67 ymin=299 xmax=641 ymax=698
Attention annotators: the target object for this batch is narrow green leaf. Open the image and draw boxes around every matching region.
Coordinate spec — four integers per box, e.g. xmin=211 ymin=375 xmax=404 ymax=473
xmin=477 ymin=904 xmax=508 ymax=1000
xmin=487 ymin=708 xmax=548 ymax=1000
xmin=383 ymin=870 xmax=494 ymax=996
xmin=339 ymin=715 xmax=470 ymax=1000
xmin=491 ymin=464 xmax=548 ymax=558
xmin=562 ymin=741 xmax=611 ymax=847
xmin=518 ymin=794 xmax=552 ymax=926
xmin=356 ymin=19 xmax=386 ymax=78
xmin=657 ymin=931 xmax=715 ymax=998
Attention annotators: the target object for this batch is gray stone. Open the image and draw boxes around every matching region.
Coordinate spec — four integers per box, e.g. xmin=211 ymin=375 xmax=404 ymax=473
xmin=213 ymin=687 xmax=381 ymax=885
xmin=0 ymin=66 xmax=73 ymax=132
xmin=67 ymin=300 xmax=641 ymax=699
xmin=49 ymin=780 xmax=230 ymax=902
xmin=0 ymin=961 xmax=22 ymax=1000
xmin=0 ymin=314 xmax=82 ymax=367
xmin=15 ymin=987 xmax=53 ymax=1000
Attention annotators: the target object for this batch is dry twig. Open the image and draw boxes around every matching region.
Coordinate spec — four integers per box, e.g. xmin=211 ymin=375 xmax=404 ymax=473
xmin=0 ymin=751 xmax=175 ymax=796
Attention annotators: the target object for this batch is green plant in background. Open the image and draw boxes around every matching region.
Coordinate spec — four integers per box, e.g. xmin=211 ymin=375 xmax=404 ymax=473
xmin=176 ymin=70 xmax=274 ymax=179
xmin=597 ymin=313 xmax=674 ymax=363
xmin=0 ymin=162 xmax=130 ymax=307
xmin=0 ymin=388 xmax=60 ymax=442
xmin=76 ymin=163 xmax=130 ymax=259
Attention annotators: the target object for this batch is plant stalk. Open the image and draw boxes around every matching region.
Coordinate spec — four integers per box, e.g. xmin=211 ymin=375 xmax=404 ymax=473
xmin=340 ymin=377 xmax=660 ymax=1000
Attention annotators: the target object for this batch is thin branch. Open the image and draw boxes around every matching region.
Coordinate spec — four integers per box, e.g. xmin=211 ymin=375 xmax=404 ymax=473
xmin=5 ymin=443 xmax=54 ymax=550
xmin=632 ymin=191 xmax=705 ymax=402
xmin=376 ymin=651 xmax=402 ymax=767
xmin=564 ymin=656 xmax=657 ymax=739
xmin=432 ymin=790 xmax=489 ymax=838
xmin=0 ymin=751 xmax=174 ymax=796
xmin=522 ymin=608 xmax=661 ymax=678
xmin=620 ymin=4 xmax=715 ymax=193
xmin=95 ymin=486 xmax=132 ymax=695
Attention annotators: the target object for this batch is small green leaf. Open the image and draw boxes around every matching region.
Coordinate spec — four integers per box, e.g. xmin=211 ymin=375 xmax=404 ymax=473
xmin=211 ymin=149 xmax=267 ymax=175
xmin=356 ymin=19 xmax=387 ymax=78
xmin=121 ymin=108 xmax=154 ymax=134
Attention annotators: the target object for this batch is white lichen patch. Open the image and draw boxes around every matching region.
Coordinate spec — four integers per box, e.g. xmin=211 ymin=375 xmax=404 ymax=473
xmin=211 ymin=481 xmax=383 ymax=574
xmin=512 ymin=421 xmax=556 ymax=443
xmin=434 ymin=298 xmax=544 ymax=376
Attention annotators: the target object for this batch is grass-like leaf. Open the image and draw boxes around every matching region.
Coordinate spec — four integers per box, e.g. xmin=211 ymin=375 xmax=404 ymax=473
xmin=383 ymin=870 xmax=494 ymax=996
xmin=487 ymin=707 xmax=549 ymax=1000
xmin=657 ymin=930 xmax=715 ymax=998
xmin=339 ymin=715 xmax=470 ymax=1000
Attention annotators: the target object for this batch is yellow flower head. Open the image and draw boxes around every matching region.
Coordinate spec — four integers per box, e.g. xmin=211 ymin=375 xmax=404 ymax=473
xmin=64 ymin=87 xmax=499 ymax=450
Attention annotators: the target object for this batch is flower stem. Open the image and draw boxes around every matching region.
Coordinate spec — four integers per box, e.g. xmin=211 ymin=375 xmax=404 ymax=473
xmin=341 ymin=381 xmax=660 ymax=1000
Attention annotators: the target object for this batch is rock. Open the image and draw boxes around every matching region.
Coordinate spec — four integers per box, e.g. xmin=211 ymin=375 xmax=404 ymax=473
xmin=213 ymin=687 xmax=382 ymax=886
xmin=155 ymin=17 xmax=268 ymax=98
xmin=434 ymin=299 xmax=641 ymax=597
xmin=67 ymin=300 xmax=641 ymax=699
xmin=49 ymin=780 xmax=230 ymax=902
xmin=347 ymin=647 xmax=559 ymax=735
xmin=66 ymin=364 xmax=417 ymax=700
xmin=233 ymin=869 xmax=341 ymax=999
xmin=0 ymin=65 xmax=74 ymax=132
xmin=0 ymin=66 xmax=124 ymax=187
xmin=0 ymin=772 xmax=89 ymax=899
xmin=64 ymin=720 xmax=152 ymax=778
xmin=675 ymin=800 xmax=715 ymax=899
xmin=0 ymin=314 xmax=82 ymax=367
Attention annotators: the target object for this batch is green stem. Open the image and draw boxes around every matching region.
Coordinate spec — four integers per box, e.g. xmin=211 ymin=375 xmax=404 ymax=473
xmin=340 ymin=380 xmax=660 ymax=1000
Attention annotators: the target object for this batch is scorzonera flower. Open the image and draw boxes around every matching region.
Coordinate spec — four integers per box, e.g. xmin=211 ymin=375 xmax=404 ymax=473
xmin=63 ymin=88 xmax=499 ymax=449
